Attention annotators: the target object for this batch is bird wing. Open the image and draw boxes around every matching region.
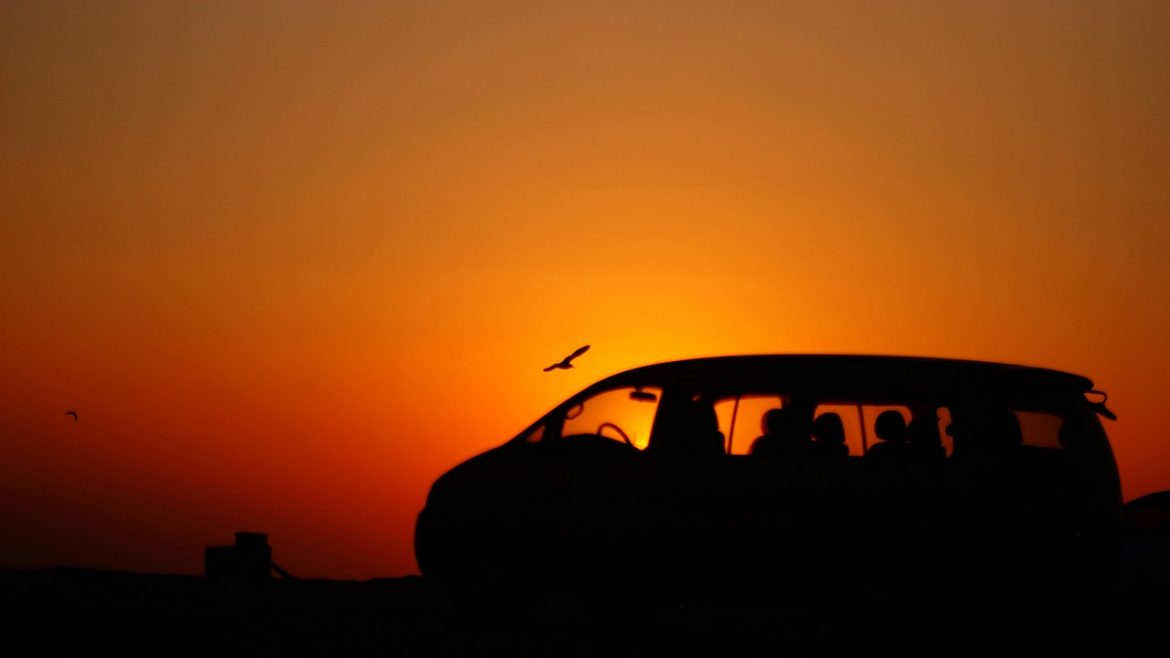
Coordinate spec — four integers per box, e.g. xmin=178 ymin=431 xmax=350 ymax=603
xmin=543 ymin=364 xmax=558 ymax=372
xmin=65 ymin=411 xmax=78 ymax=420
xmin=565 ymin=344 xmax=590 ymax=362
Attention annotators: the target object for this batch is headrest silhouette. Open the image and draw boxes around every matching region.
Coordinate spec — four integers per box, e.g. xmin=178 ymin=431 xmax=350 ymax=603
xmin=813 ymin=412 xmax=845 ymax=445
xmin=761 ymin=408 xmax=787 ymax=435
xmin=874 ymin=410 xmax=908 ymax=444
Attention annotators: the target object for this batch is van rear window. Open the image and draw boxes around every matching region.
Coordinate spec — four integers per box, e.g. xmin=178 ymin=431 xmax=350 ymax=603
xmin=1013 ymin=410 xmax=1066 ymax=449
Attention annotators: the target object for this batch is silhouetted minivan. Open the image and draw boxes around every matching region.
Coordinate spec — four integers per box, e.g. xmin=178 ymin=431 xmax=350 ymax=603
xmin=416 ymin=355 xmax=1122 ymax=631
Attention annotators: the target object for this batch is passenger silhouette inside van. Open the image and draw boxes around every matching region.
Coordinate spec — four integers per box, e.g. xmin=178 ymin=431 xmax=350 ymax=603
xmin=749 ymin=407 xmax=809 ymax=459
xmin=811 ymin=412 xmax=849 ymax=460
xmin=652 ymin=397 xmax=725 ymax=458
xmin=907 ymin=407 xmax=947 ymax=461
xmin=867 ymin=410 xmax=910 ymax=461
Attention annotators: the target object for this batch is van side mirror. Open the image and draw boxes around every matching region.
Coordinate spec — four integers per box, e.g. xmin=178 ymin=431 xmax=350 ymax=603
xmin=1087 ymin=390 xmax=1117 ymax=421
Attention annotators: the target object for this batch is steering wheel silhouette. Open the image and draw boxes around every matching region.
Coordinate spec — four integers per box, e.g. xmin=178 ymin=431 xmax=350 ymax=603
xmin=597 ymin=422 xmax=633 ymax=448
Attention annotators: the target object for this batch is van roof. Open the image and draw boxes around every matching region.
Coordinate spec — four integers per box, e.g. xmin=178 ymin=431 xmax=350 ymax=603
xmin=587 ymin=354 xmax=1094 ymax=397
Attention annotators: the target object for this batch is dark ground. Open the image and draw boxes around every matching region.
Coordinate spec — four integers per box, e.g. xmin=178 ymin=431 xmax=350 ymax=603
xmin=2 ymin=566 xmax=1167 ymax=657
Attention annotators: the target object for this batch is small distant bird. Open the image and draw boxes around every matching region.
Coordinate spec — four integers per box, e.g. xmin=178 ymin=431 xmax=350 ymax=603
xmin=65 ymin=410 xmax=78 ymax=421
xmin=544 ymin=345 xmax=590 ymax=372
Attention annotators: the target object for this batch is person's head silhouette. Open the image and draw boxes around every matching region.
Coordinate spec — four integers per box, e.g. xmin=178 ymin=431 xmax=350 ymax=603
xmin=874 ymin=410 xmax=908 ymax=444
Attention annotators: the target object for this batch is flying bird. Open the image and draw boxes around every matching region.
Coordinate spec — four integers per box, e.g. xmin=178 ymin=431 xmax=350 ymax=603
xmin=65 ymin=410 xmax=78 ymax=421
xmin=544 ymin=345 xmax=590 ymax=372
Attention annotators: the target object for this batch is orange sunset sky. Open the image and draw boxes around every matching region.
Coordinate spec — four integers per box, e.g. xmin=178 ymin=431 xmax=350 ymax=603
xmin=3 ymin=1 xmax=1169 ymax=579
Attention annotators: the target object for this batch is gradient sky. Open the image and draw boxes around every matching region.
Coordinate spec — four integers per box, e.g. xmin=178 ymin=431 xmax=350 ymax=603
xmin=3 ymin=1 xmax=1169 ymax=579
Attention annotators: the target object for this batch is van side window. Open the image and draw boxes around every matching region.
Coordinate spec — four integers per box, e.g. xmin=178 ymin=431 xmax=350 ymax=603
xmin=519 ymin=424 xmax=545 ymax=444
xmin=714 ymin=395 xmax=786 ymax=455
xmin=938 ymin=407 xmax=954 ymax=457
xmin=1013 ymin=411 xmax=1066 ymax=449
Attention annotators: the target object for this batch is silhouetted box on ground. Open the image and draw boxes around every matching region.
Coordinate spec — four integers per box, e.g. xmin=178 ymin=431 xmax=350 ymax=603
xmin=205 ymin=532 xmax=272 ymax=580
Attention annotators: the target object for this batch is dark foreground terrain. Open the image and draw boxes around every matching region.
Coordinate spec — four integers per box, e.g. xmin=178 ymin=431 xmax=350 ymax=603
xmin=3 ymin=566 xmax=1168 ymax=657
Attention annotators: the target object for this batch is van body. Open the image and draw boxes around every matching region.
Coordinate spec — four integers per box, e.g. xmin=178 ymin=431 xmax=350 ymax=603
xmin=416 ymin=355 xmax=1122 ymax=625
